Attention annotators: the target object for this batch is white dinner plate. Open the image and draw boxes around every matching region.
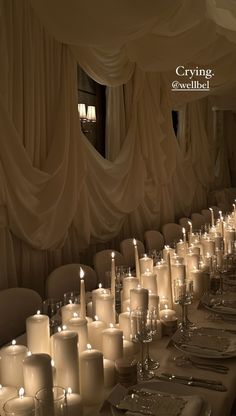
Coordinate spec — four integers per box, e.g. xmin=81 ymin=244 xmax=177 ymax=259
xmin=101 ymin=381 xmax=211 ymax=416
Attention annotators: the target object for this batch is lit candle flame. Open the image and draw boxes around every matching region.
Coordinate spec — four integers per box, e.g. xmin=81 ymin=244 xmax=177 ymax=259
xmin=69 ymin=299 xmax=72 ymax=304
xmin=0 ymin=385 xmax=2 ymax=390
xmin=87 ymin=344 xmax=92 ymax=350
xmin=51 ymin=359 xmax=55 ymax=367
xmin=62 ymin=325 xmax=67 ymax=331
xmin=188 ymin=221 xmax=192 ymax=226
xmin=73 ymin=312 xmax=78 ymax=318
xmin=27 ymin=351 xmax=32 ymax=357
xmin=109 ymin=323 xmax=114 ymax=328
xmin=98 ymin=283 xmax=102 ymax=289
xmin=36 ymin=310 xmax=41 ymax=315
xmin=67 ymin=387 xmax=72 ymax=395
xmin=19 ymin=388 xmax=24 ymax=398
xmin=95 ymin=315 xmax=98 ymax=321
xmin=133 ymin=238 xmax=137 ymax=246
xmin=12 ymin=339 xmax=16 ymax=346
xmin=80 ymin=267 xmax=84 ymax=279
xmin=58 ymin=326 xmax=62 ymax=332
xmin=111 ymin=251 xmax=115 ymax=259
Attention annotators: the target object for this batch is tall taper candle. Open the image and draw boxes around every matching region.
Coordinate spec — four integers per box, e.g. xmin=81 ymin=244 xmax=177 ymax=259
xmin=111 ymin=252 xmax=116 ymax=297
xmin=80 ymin=267 xmax=86 ymax=319
xmin=133 ymin=239 xmax=141 ymax=282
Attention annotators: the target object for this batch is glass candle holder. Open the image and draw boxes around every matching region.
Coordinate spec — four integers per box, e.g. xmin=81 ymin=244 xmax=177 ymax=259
xmin=35 ymin=386 xmax=67 ymax=416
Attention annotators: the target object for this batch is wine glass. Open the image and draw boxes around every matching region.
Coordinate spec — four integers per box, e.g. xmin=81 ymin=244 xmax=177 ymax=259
xmin=173 ymin=279 xmax=195 ymax=330
xmin=130 ymin=308 xmax=154 ymax=381
xmin=145 ymin=307 xmax=160 ymax=370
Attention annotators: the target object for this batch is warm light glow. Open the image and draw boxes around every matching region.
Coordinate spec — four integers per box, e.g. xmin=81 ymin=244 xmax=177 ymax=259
xmin=182 ymin=227 xmax=186 ymax=234
xmin=87 ymin=344 xmax=92 ymax=350
xmin=27 ymin=351 xmax=32 ymax=357
xmin=109 ymin=323 xmax=114 ymax=328
xmin=67 ymin=387 xmax=72 ymax=395
xmin=144 ymin=253 xmax=147 ymax=258
xmin=95 ymin=315 xmax=98 ymax=321
xmin=19 ymin=388 xmax=24 ymax=398
xmin=127 ymin=306 xmax=130 ymax=312
xmin=51 ymin=359 xmax=55 ymax=367
xmin=209 ymin=207 xmax=213 ymax=212
xmin=111 ymin=251 xmax=115 ymax=259
xmin=87 ymin=105 xmax=96 ymax=122
xmin=80 ymin=267 xmax=85 ymax=279
xmin=12 ymin=339 xmax=16 ymax=346
xmin=36 ymin=310 xmax=41 ymax=315
xmin=78 ymin=103 xmax=86 ymax=120
xmin=62 ymin=325 xmax=67 ymax=331
xmin=73 ymin=312 xmax=78 ymax=318
xmin=98 ymin=283 xmax=102 ymax=289
xmin=0 ymin=385 xmax=2 ymax=390
xmin=69 ymin=299 xmax=73 ymax=304
xmin=58 ymin=327 xmax=62 ymax=332
xmin=188 ymin=221 xmax=192 ymax=226
xmin=133 ymin=238 xmax=137 ymax=246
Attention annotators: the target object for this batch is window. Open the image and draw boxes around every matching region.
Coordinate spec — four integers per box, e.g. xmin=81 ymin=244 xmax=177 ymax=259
xmin=77 ymin=66 xmax=106 ymax=156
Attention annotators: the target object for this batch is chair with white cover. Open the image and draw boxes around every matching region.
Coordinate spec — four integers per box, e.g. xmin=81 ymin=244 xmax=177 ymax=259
xmin=191 ymin=213 xmax=206 ymax=232
xmin=45 ymin=264 xmax=98 ymax=300
xmin=178 ymin=217 xmax=191 ymax=233
xmin=161 ymin=223 xmax=182 ymax=247
xmin=0 ymin=287 xmax=42 ymax=346
xmin=93 ymin=249 xmax=125 ymax=288
xmin=120 ymin=238 xmax=145 ymax=269
xmin=144 ymin=230 xmax=164 ymax=253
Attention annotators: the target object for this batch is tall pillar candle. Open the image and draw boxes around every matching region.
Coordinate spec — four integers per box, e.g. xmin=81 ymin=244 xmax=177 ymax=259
xmin=87 ymin=317 xmax=107 ymax=351
xmin=26 ymin=311 xmax=50 ymax=355
xmin=162 ymin=246 xmax=175 ymax=261
xmin=118 ymin=312 xmax=131 ymax=341
xmin=176 ymin=240 xmax=188 ymax=257
xmin=96 ymin=293 xmax=115 ymax=325
xmin=122 ymin=276 xmax=139 ymax=300
xmin=0 ymin=341 xmax=28 ymax=388
xmin=52 ymin=331 xmax=79 ymax=393
xmin=171 ymin=261 xmax=185 ymax=282
xmin=23 ymin=353 xmax=53 ymax=397
xmin=148 ymin=293 xmax=159 ymax=312
xmin=79 ymin=345 xmax=104 ymax=405
xmin=91 ymin=285 xmax=110 ymax=319
xmin=102 ymin=326 xmax=123 ymax=361
xmin=202 ymin=238 xmax=215 ymax=256
xmin=103 ymin=359 xmax=115 ymax=388
xmin=153 ymin=260 xmax=172 ymax=303
xmin=133 ymin=239 xmax=141 ymax=282
xmin=66 ymin=315 xmax=88 ymax=352
xmin=130 ymin=287 xmax=148 ymax=311
xmin=141 ymin=270 xmax=157 ymax=294
xmin=186 ymin=252 xmax=199 ymax=275
xmin=139 ymin=254 xmax=153 ymax=274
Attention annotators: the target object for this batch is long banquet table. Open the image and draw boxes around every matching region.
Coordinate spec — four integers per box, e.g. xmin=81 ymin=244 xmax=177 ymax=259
xmin=86 ymin=302 xmax=236 ymax=416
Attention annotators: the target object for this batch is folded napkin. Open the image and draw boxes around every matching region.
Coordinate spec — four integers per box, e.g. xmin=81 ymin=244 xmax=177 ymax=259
xmin=212 ymin=305 xmax=236 ymax=315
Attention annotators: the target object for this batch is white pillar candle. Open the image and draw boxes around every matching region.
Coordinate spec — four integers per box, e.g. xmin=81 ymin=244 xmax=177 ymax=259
xmin=66 ymin=315 xmax=88 ymax=352
xmin=130 ymin=287 xmax=148 ymax=311
xmin=51 ymin=331 xmax=79 ymax=393
xmin=148 ymin=293 xmax=159 ymax=312
xmin=202 ymin=238 xmax=215 ymax=256
xmin=86 ymin=301 xmax=93 ymax=318
xmin=188 ymin=221 xmax=193 ymax=244
xmin=3 ymin=388 xmax=37 ymax=415
xmin=87 ymin=317 xmax=107 ymax=351
xmin=103 ymin=359 xmax=115 ymax=388
xmin=91 ymin=285 xmax=110 ymax=319
xmin=133 ymin=239 xmax=141 ymax=282
xmin=139 ymin=255 xmax=153 ymax=274
xmin=153 ymin=261 xmax=172 ymax=303
xmin=186 ymin=252 xmax=199 ymax=274
xmin=0 ymin=341 xmax=28 ymax=388
xmin=171 ymin=253 xmax=184 ymax=264
xmin=26 ymin=311 xmax=50 ymax=355
xmin=79 ymin=267 xmax=86 ymax=319
xmin=189 ymin=268 xmax=209 ymax=300
xmin=96 ymin=293 xmax=115 ymax=325
xmin=209 ymin=207 xmax=214 ymax=227
xmin=23 ymin=353 xmax=53 ymax=397
xmin=188 ymin=245 xmax=200 ymax=256
xmin=141 ymin=270 xmax=157 ymax=294
xmin=102 ymin=326 xmax=123 ymax=361
xmin=118 ymin=312 xmax=131 ymax=341
xmin=122 ymin=276 xmax=139 ymax=300
xmin=79 ymin=345 xmax=104 ymax=405
xmin=66 ymin=388 xmax=83 ymax=416
xmin=171 ymin=262 xmax=185 ymax=282
xmin=123 ymin=339 xmax=138 ymax=357
xmin=0 ymin=385 xmax=17 ymax=415
xmin=162 ymin=246 xmax=175 ymax=261
xmin=110 ymin=252 xmax=116 ymax=297
xmin=61 ymin=303 xmax=80 ymax=325
xmin=224 ymin=228 xmax=235 ymax=254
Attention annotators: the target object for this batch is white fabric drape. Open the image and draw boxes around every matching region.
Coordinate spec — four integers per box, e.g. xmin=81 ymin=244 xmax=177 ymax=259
xmin=1 ymin=0 xmax=236 ymax=295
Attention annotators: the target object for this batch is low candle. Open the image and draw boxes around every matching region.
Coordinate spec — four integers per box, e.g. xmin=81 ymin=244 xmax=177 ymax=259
xmin=96 ymin=293 xmax=115 ymax=325
xmin=26 ymin=311 xmax=50 ymax=355
xmin=79 ymin=344 xmax=104 ymax=405
xmin=102 ymin=325 xmax=123 ymax=361
xmin=122 ymin=276 xmax=139 ymax=300
xmin=159 ymin=307 xmax=176 ymax=321
xmin=61 ymin=303 xmax=80 ymax=325
xmin=3 ymin=388 xmax=38 ymax=416
xmin=0 ymin=341 xmax=28 ymax=388
xmin=0 ymin=385 xmax=17 ymax=415
xmin=87 ymin=316 xmax=107 ymax=351
xmin=118 ymin=312 xmax=131 ymax=341
xmin=154 ymin=261 xmax=172 ymax=302
xmin=66 ymin=388 xmax=83 ymax=416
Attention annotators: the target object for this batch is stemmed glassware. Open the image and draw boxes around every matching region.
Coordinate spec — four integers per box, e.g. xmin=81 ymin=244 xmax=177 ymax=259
xmin=145 ymin=307 xmax=160 ymax=370
xmin=42 ymin=299 xmax=62 ymax=335
xmin=130 ymin=308 xmax=154 ymax=381
xmin=173 ymin=279 xmax=195 ymax=330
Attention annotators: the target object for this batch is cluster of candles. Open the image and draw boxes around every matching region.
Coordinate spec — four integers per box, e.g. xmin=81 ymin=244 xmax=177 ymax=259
xmin=1 ymin=208 xmax=235 ymax=415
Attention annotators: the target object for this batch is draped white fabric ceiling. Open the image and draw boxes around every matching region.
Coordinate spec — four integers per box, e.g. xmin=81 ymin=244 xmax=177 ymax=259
xmin=0 ymin=0 xmax=236 ymax=293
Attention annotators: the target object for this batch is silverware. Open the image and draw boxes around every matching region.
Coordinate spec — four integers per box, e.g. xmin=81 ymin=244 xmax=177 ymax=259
xmin=155 ymin=375 xmax=227 ymax=391
xmin=161 ymin=372 xmax=223 ymax=385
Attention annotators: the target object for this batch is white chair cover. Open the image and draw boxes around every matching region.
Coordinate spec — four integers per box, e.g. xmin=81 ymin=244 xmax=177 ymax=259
xmin=144 ymin=230 xmax=164 ymax=253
